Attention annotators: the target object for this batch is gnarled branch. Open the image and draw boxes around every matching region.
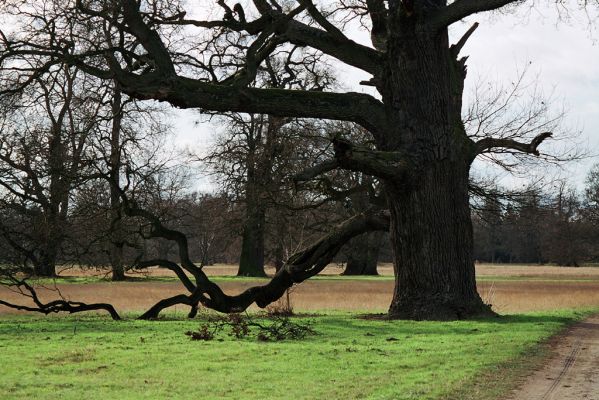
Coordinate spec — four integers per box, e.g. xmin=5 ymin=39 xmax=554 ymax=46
xmin=474 ymin=131 xmax=553 ymax=157
xmin=294 ymin=138 xmax=409 ymax=181
xmin=429 ymin=0 xmax=517 ymax=30
xmin=331 ymin=138 xmax=409 ymax=179
xmin=110 ymin=73 xmax=387 ymax=134
xmin=0 ymin=278 xmax=121 ymax=320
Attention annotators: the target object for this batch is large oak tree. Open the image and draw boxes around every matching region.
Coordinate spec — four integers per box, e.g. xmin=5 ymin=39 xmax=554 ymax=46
xmin=0 ymin=0 xmax=566 ymax=319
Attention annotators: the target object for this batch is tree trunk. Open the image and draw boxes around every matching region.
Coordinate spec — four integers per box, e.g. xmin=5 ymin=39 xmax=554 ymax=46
xmin=109 ymin=83 xmax=126 ymax=281
xmin=237 ymin=206 xmax=266 ymax=277
xmin=342 ymin=236 xmax=369 ymax=275
xmin=380 ymin=14 xmax=491 ymax=319
xmin=364 ymin=231 xmax=383 ymax=275
xmin=34 ymin=250 xmax=57 ymax=277
xmin=385 ymin=163 xmax=491 ymax=319
xmin=110 ymin=243 xmax=125 ymax=281
xmin=342 ymin=232 xmax=382 ymax=275
xmin=37 ymin=127 xmax=66 ymax=278
xmin=342 ymin=236 xmax=367 ymax=275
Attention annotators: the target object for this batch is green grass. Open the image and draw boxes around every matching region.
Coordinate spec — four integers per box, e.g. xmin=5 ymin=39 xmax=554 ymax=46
xmin=26 ymin=274 xmax=599 ymax=287
xmin=0 ymin=309 xmax=595 ymax=400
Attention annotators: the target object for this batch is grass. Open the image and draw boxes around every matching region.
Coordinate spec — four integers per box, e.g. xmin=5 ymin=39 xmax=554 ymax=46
xmin=25 ymin=274 xmax=396 ymax=285
xmin=0 ymin=309 xmax=595 ymax=400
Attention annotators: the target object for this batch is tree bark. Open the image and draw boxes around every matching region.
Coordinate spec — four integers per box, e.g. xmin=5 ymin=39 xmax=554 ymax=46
xmin=378 ymin=13 xmax=491 ymax=320
xmin=238 ymin=205 xmax=267 ymax=277
xmin=342 ymin=227 xmax=383 ymax=275
xmin=385 ymin=163 xmax=491 ymax=319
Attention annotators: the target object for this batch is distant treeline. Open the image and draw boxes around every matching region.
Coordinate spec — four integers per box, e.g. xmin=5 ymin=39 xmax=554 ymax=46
xmin=472 ymin=171 xmax=599 ymax=266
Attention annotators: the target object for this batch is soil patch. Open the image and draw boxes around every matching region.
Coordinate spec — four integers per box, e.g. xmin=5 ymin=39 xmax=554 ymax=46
xmin=507 ymin=314 xmax=599 ymax=400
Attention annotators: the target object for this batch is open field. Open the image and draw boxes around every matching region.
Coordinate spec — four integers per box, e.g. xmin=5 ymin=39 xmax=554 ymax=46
xmin=2 ymin=263 xmax=599 ymax=315
xmin=2 ymin=264 xmax=599 ymax=399
xmin=0 ymin=310 xmax=595 ymax=400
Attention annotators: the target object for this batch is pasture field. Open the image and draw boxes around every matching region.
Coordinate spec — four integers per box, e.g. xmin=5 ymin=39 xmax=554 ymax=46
xmin=1 ymin=264 xmax=599 ymax=399
xmin=3 ymin=263 xmax=599 ymax=314
xmin=0 ymin=310 xmax=594 ymax=400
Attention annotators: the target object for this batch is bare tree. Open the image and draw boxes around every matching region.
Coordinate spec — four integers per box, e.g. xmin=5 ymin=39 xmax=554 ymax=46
xmin=200 ymin=42 xmax=335 ymax=277
xmin=0 ymin=0 xmax=583 ymax=319
xmin=0 ymin=65 xmax=103 ymax=276
xmin=540 ymin=181 xmax=585 ymax=266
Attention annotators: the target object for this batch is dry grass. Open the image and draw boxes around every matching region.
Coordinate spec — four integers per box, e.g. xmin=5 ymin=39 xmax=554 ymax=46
xmin=2 ymin=263 xmax=599 ymax=316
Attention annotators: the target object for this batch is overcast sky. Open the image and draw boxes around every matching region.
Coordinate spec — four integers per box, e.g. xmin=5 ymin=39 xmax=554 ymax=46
xmin=172 ymin=2 xmax=599 ymax=190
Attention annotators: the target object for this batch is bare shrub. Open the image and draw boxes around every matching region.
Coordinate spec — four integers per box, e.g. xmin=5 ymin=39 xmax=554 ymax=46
xmin=184 ymin=313 xmax=315 ymax=342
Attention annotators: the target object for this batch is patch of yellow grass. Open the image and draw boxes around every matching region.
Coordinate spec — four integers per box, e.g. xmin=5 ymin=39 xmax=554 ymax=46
xmin=2 ymin=263 xmax=599 ymax=315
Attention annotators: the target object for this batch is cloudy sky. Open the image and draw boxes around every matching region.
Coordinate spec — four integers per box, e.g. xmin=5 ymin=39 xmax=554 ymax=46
xmin=173 ymin=2 xmax=599 ymax=189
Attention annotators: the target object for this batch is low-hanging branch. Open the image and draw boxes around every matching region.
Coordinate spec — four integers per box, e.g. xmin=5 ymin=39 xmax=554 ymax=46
xmin=0 ymin=278 xmax=121 ymax=320
xmin=122 ymin=185 xmax=390 ymax=318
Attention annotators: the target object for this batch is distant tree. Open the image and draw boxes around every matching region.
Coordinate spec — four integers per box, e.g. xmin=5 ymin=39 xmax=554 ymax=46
xmin=582 ymin=164 xmax=599 ymax=260
xmin=472 ymin=189 xmax=504 ymax=263
xmin=339 ymin=176 xmax=385 ymax=275
xmin=0 ymin=66 xmax=102 ymax=276
xmin=205 ymin=114 xmax=294 ymax=276
xmin=202 ymin=44 xmax=334 ymax=277
xmin=585 ymin=164 xmax=599 ymax=222
xmin=540 ymin=182 xmax=584 ymax=266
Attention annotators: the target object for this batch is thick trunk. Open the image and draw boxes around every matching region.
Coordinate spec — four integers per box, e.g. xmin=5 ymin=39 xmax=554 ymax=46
xmin=343 ymin=236 xmax=369 ymax=275
xmin=379 ymin=13 xmax=491 ymax=319
xmin=110 ymin=243 xmax=125 ymax=281
xmin=342 ymin=232 xmax=381 ymax=275
xmin=386 ymin=163 xmax=491 ymax=319
xmin=237 ymin=206 xmax=266 ymax=277
xmin=34 ymin=252 xmax=57 ymax=277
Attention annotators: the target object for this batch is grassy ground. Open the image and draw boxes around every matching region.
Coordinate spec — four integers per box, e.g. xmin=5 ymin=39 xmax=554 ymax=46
xmin=0 ymin=309 xmax=595 ymax=400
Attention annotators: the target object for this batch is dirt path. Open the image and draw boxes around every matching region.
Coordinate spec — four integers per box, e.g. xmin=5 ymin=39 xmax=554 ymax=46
xmin=508 ymin=314 xmax=599 ymax=400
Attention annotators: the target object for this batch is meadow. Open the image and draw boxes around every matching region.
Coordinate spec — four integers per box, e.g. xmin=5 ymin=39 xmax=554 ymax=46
xmin=1 ymin=264 xmax=599 ymax=399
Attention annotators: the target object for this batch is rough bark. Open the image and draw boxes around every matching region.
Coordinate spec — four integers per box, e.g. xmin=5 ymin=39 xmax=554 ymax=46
xmin=238 ymin=205 xmax=267 ymax=277
xmin=377 ymin=9 xmax=492 ymax=319
xmin=386 ymin=164 xmax=491 ymax=319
